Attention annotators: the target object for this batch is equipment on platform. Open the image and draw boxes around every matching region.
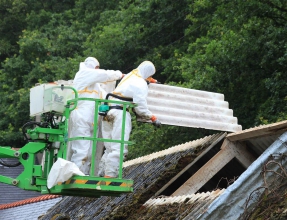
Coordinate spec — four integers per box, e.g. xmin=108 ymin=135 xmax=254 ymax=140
xmin=0 ymin=82 xmax=135 ymax=198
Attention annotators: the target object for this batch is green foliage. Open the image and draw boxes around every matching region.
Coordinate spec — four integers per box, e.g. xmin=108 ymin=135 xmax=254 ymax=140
xmin=0 ymin=0 xmax=286 ymax=157
xmin=0 ymin=0 xmax=28 ymax=60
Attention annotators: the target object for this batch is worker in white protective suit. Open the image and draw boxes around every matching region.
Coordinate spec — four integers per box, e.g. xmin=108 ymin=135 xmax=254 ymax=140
xmin=70 ymin=57 xmax=123 ymax=174
xmin=99 ymin=61 xmax=161 ymax=178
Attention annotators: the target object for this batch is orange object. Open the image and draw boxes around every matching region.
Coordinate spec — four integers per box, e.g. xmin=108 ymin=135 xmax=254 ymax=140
xmin=104 ymin=175 xmax=112 ymax=178
xmin=146 ymin=77 xmax=157 ymax=83
xmin=151 ymin=115 xmax=157 ymax=122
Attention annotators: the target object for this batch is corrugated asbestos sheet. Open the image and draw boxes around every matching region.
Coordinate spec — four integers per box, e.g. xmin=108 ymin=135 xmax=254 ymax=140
xmin=40 ymin=133 xmax=224 ymax=220
xmin=145 ymin=84 xmax=242 ymax=133
xmin=139 ymin=189 xmax=225 ymax=219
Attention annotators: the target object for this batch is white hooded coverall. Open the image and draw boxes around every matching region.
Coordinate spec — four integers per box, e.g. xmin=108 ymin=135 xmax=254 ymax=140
xmin=100 ymin=61 xmax=156 ymax=177
xmin=70 ymin=57 xmax=122 ymax=174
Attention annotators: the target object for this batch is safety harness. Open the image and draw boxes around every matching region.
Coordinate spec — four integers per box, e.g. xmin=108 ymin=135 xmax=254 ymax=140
xmin=99 ymin=93 xmax=133 ymax=116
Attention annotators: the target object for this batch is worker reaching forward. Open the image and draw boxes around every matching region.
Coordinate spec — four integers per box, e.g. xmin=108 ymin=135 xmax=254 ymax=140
xmin=99 ymin=61 xmax=161 ymax=178
xmin=70 ymin=57 xmax=123 ymax=174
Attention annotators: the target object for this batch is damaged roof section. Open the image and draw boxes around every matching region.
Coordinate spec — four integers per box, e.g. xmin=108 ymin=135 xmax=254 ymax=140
xmin=199 ymin=131 xmax=287 ymax=220
xmin=138 ymin=189 xmax=225 ymax=220
xmin=16 ymin=121 xmax=287 ymax=219
xmin=41 ymin=133 xmax=225 ymax=220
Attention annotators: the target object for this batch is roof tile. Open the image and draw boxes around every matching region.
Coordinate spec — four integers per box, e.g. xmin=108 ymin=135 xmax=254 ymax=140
xmin=0 ymin=195 xmax=60 ymax=210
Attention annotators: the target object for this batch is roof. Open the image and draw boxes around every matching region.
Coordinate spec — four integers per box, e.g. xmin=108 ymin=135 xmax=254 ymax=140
xmin=0 ymin=159 xmax=41 ymax=205
xmin=226 ymin=120 xmax=287 ymax=157
xmin=39 ymin=120 xmax=287 ymax=220
xmin=3 ymin=120 xmax=287 ymax=219
xmin=0 ymin=195 xmax=60 ymax=210
xmin=199 ymin=131 xmax=287 ymax=219
xmin=0 ymin=195 xmax=62 ymax=220
xmin=41 ymin=133 xmax=225 ymax=220
xmin=137 ymin=189 xmax=225 ymax=219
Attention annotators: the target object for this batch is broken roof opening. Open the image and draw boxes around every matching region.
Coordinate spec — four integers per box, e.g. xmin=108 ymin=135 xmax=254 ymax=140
xmin=155 ymin=137 xmax=244 ymax=196
xmin=155 ymin=135 xmax=255 ymax=196
xmin=197 ymin=158 xmax=246 ymax=192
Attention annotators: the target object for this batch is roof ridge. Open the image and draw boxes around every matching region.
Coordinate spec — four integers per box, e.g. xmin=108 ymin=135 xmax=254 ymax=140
xmin=0 ymin=194 xmax=60 ymax=210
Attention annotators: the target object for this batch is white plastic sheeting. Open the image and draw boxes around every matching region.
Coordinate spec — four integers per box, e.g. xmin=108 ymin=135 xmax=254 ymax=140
xmin=196 ymin=131 xmax=287 ymax=220
xmin=146 ymin=84 xmax=242 ymax=133
xmin=47 ymin=158 xmax=85 ymax=189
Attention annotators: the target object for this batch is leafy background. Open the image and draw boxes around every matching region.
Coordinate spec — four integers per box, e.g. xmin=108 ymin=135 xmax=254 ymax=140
xmin=0 ymin=0 xmax=286 ymax=159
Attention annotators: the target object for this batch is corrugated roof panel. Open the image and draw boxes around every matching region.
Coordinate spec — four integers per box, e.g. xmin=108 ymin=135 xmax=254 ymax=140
xmin=227 ymin=120 xmax=287 ymax=157
xmin=146 ymin=84 xmax=242 ymax=132
xmin=227 ymin=120 xmax=287 ymax=141
xmin=247 ymin=136 xmax=277 ymax=155
xmin=135 ymin=190 xmax=225 ymax=219
xmin=124 ymin=135 xmax=216 ymax=167
xmin=144 ymin=190 xmax=224 ymax=207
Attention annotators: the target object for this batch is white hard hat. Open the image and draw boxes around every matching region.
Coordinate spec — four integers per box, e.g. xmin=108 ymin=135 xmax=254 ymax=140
xmin=84 ymin=57 xmax=100 ymax=69
xmin=138 ymin=61 xmax=156 ymax=79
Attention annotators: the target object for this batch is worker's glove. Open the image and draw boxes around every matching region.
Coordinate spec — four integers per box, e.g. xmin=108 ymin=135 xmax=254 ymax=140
xmin=151 ymin=115 xmax=161 ymax=128
xmin=152 ymin=119 xmax=161 ymax=128
xmin=146 ymin=77 xmax=160 ymax=84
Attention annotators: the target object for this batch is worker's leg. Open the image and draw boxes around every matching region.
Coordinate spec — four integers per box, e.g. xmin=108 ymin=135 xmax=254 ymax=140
xmin=105 ymin=110 xmax=131 ymax=177
xmin=98 ymin=119 xmax=113 ymax=176
xmin=70 ymin=109 xmax=93 ymax=174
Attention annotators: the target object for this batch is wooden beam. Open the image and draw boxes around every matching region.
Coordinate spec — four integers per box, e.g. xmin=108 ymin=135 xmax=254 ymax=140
xmin=226 ymin=140 xmax=256 ymax=168
xmin=154 ymin=133 xmax=227 ymax=197
xmin=172 ymin=139 xmax=236 ymax=196
xmin=227 ymin=120 xmax=287 ymax=142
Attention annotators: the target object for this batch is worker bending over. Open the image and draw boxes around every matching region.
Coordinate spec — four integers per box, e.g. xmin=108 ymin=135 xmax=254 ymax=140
xmin=99 ymin=61 xmax=161 ymax=178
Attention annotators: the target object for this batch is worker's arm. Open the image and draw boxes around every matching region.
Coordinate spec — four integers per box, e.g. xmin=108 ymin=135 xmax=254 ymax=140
xmin=74 ymin=64 xmax=122 ymax=90
xmin=87 ymin=69 xmax=122 ymax=84
xmin=132 ymin=81 xmax=153 ymax=120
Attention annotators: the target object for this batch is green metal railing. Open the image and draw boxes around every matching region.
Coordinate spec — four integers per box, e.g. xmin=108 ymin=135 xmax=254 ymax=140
xmin=64 ymin=96 xmax=136 ymax=178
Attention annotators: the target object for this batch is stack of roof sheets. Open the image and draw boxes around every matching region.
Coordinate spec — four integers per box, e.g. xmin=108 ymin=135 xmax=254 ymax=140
xmin=145 ymin=84 xmax=242 ymax=133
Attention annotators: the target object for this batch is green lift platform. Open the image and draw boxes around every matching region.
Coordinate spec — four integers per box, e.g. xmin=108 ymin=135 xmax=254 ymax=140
xmin=0 ymin=85 xmax=135 ymax=198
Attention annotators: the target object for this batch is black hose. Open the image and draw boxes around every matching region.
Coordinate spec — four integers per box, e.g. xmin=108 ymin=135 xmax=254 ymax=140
xmin=21 ymin=121 xmax=49 ymax=142
xmin=104 ymin=93 xmax=133 ymax=105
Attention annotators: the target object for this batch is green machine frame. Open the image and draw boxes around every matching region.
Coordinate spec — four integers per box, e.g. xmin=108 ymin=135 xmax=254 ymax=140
xmin=0 ymin=86 xmax=135 ymax=198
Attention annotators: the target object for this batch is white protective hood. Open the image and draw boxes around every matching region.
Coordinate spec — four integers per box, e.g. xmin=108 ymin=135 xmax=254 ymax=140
xmin=137 ymin=61 xmax=156 ymax=79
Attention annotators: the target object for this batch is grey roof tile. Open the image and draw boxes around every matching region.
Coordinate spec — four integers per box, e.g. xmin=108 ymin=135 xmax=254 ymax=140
xmin=0 ymin=159 xmax=41 ymax=205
